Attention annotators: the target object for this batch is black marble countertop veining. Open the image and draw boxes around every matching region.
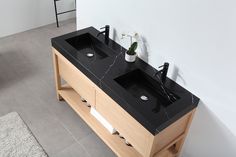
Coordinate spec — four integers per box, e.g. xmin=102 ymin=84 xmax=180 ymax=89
xmin=51 ymin=27 xmax=199 ymax=135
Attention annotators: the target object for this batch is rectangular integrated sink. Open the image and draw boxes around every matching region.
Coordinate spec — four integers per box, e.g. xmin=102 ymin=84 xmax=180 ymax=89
xmin=66 ymin=33 xmax=111 ymax=60
xmin=115 ymin=69 xmax=180 ymax=112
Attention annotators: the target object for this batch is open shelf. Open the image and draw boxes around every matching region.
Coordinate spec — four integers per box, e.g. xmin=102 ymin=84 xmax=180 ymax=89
xmin=58 ymin=84 xmax=142 ymax=157
xmin=157 ymin=148 xmax=176 ymax=157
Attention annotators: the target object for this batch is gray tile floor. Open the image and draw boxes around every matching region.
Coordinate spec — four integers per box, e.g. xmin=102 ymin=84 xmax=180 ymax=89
xmin=0 ymin=19 xmax=116 ymax=157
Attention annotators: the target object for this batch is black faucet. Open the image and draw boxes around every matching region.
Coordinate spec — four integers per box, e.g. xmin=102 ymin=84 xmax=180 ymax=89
xmin=155 ymin=62 xmax=169 ymax=83
xmin=97 ymin=25 xmax=110 ymax=45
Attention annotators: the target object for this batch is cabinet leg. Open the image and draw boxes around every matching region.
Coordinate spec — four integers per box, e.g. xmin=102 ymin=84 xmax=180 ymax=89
xmin=175 ymin=110 xmax=196 ymax=157
xmin=175 ymin=139 xmax=185 ymax=157
xmin=52 ymin=49 xmax=63 ymax=101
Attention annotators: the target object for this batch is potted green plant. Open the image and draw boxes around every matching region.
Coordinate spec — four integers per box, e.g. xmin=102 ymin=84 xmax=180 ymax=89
xmin=125 ymin=42 xmax=138 ymax=62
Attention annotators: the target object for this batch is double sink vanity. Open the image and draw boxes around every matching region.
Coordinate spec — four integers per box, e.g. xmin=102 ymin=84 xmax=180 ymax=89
xmin=51 ymin=27 xmax=199 ymax=157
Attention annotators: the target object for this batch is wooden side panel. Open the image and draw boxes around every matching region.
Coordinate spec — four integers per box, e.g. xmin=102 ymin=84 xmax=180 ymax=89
xmin=151 ymin=111 xmax=194 ymax=157
xmin=155 ymin=149 xmax=176 ymax=157
xmin=175 ymin=110 xmax=196 ymax=157
xmin=96 ymin=88 xmax=154 ymax=157
xmin=55 ymin=49 xmax=96 ymax=106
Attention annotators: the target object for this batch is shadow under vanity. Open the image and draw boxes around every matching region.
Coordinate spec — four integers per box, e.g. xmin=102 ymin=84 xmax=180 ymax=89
xmin=51 ymin=27 xmax=199 ymax=157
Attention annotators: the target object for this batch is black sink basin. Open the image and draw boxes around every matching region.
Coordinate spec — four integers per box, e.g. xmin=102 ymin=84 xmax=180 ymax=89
xmin=115 ymin=69 xmax=180 ymax=112
xmin=66 ymin=33 xmax=112 ymax=60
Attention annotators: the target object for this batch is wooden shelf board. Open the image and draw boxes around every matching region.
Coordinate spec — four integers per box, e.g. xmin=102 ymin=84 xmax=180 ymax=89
xmin=58 ymin=85 xmax=142 ymax=157
xmin=156 ymin=149 xmax=176 ymax=157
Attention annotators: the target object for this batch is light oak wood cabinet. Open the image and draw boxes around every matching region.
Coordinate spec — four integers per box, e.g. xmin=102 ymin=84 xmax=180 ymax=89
xmin=57 ymin=53 xmax=96 ymax=107
xmin=52 ymin=48 xmax=195 ymax=157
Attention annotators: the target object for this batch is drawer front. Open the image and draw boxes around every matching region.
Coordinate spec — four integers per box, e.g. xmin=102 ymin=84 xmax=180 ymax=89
xmin=58 ymin=55 xmax=95 ymax=106
xmin=96 ymin=89 xmax=153 ymax=157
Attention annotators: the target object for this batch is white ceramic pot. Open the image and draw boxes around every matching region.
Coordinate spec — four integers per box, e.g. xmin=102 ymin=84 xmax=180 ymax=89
xmin=125 ymin=53 xmax=136 ymax=62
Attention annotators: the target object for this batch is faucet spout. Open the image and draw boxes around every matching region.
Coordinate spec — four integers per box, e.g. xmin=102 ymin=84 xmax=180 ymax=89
xmin=97 ymin=25 xmax=110 ymax=45
xmin=155 ymin=62 xmax=169 ymax=83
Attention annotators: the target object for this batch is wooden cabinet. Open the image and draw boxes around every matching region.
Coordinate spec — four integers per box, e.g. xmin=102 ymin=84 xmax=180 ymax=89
xmin=57 ymin=51 xmax=96 ymax=106
xmin=52 ymin=48 xmax=195 ymax=157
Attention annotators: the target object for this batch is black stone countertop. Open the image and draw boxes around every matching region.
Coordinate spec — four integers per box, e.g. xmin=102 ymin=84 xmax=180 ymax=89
xmin=51 ymin=27 xmax=199 ymax=135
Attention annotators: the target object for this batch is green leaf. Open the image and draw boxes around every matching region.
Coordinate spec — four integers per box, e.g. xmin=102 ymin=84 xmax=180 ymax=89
xmin=127 ymin=42 xmax=138 ymax=55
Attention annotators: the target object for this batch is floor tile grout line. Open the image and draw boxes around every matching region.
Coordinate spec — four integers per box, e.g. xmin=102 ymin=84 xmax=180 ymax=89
xmin=41 ymin=100 xmax=93 ymax=157
xmin=58 ymin=120 xmax=92 ymax=157
xmin=51 ymin=142 xmax=76 ymax=156
xmin=43 ymin=102 xmax=92 ymax=157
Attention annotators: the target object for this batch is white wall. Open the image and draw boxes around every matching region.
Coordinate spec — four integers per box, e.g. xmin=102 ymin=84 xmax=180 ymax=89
xmin=0 ymin=0 xmax=76 ymax=38
xmin=76 ymin=0 xmax=236 ymax=156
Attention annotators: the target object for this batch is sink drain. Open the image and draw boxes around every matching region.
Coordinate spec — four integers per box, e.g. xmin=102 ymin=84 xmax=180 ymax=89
xmin=140 ymin=95 xmax=148 ymax=101
xmin=86 ymin=52 xmax=94 ymax=58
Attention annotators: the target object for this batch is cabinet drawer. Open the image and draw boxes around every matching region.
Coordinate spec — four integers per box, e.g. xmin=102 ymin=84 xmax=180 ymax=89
xmin=58 ymin=56 xmax=95 ymax=106
xmin=96 ymin=89 xmax=153 ymax=157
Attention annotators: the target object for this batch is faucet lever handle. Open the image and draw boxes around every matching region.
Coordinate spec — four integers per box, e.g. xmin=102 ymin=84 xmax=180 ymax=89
xmin=159 ymin=62 xmax=169 ymax=69
xmin=100 ymin=25 xmax=110 ymax=30
xmin=158 ymin=65 xmax=164 ymax=68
